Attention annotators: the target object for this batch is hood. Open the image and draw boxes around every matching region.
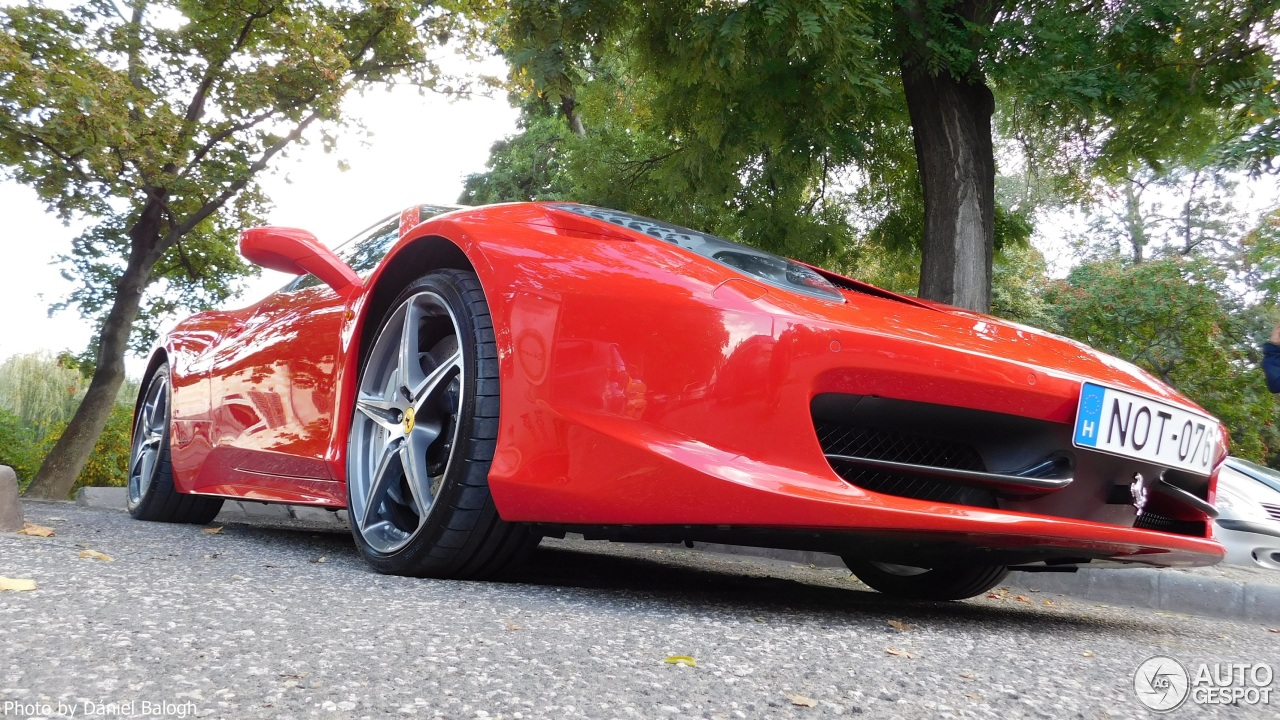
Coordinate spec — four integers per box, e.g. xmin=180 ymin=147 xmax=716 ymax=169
xmin=813 ymin=280 xmax=1206 ymax=415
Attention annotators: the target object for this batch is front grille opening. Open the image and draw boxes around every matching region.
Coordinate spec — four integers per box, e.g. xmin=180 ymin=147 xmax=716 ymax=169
xmin=1135 ymin=511 xmax=1205 ymax=537
xmin=815 ymin=422 xmax=985 ymax=471
xmin=816 ymin=420 xmax=997 ymax=508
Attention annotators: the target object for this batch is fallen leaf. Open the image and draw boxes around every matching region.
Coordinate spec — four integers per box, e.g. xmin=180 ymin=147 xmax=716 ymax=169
xmin=203 ymin=526 xmax=223 ymax=534
xmin=959 ymin=672 xmax=976 ymax=680
xmin=312 ymin=556 xmax=328 ymax=564
xmin=885 ymin=646 xmax=916 ymax=659
xmin=1082 ymin=651 xmax=1095 ymax=658
xmin=17 ymin=523 xmax=54 ymax=537
xmin=1014 ymin=595 xmax=1030 ymax=603
xmin=504 ymin=619 xmax=522 ymax=631
xmin=1268 ymin=628 xmax=1279 ymax=634
xmin=986 ymin=593 xmax=1001 ymax=599
xmin=785 ymin=693 xmax=817 ymax=708
xmin=1042 ymin=599 xmax=1054 ymax=606
xmin=78 ymin=549 xmax=113 ymax=562
xmin=887 ymin=619 xmax=914 ymax=631
xmin=964 ymin=693 xmax=981 ymax=701
xmin=663 ymin=655 xmax=697 ymax=667
xmin=0 ymin=577 xmax=36 ymax=592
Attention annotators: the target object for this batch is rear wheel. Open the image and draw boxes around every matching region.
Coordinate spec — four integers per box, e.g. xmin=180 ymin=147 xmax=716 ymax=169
xmin=127 ymin=365 xmax=224 ymax=523
xmin=346 ymin=269 xmax=536 ymax=578
xmin=844 ymin=559 xmax=1009 ymax=601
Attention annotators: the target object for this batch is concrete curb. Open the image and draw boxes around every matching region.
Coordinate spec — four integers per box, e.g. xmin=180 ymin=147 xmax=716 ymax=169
xmin=68 ymin=486 xmax=1280 ymax=623
xmin=0 ymin=465 xmax=23 ymax=532
xmin=1004 ymin=567 xmax=1280 ymax=624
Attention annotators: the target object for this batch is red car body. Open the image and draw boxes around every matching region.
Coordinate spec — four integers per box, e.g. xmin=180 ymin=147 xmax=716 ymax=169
xmin=145 ymin=202 xmax=1226 ymax=570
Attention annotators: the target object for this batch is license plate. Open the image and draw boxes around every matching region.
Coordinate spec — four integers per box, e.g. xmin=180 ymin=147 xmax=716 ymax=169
xmin=1072 ymin=382 xmax=1219 ymax=476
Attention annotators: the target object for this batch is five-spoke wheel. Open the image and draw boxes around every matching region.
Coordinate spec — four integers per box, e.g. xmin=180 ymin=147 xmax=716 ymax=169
xmin=349 ymin=289 xmax=464 ymax=554
xmin=346 ymin=269 xmax=536 ymax=577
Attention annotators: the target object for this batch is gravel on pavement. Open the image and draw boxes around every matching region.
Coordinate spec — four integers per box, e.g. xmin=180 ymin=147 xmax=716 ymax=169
xmin=2 ymin=501 xmax=1277 ymax=719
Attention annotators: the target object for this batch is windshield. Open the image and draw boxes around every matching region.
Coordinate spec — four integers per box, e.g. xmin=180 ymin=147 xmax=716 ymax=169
xmin=1227 ymin=457 xmax=1280 ymax=494
xmin=548 ymin=204 xmax=844 ymax=303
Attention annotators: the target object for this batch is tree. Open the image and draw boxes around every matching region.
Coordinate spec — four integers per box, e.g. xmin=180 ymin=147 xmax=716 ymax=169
xmin=490 ymin=1 xmax=1280 ymax=311
xmin=1 ymin=0 xmax=489 ymax=499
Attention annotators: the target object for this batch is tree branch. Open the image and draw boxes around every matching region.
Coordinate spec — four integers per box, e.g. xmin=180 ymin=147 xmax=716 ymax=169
xmin=158 ymin=109 xmax=326 ymax=252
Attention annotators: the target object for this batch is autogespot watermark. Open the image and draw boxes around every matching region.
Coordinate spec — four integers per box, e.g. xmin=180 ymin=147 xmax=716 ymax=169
xmin=1134 ymin=656 xmax=1274 ymax=712
xmin=1 ymin=700 xmax=198 ymax=718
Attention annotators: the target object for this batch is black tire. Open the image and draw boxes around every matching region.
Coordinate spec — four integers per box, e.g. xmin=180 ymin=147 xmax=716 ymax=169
xmin=127 ymin=365 xmax=224 ymax=524
xmin=844 ymin=558 xmax=1009 ymax=601
xmin=346 ymin=269 xmax=537 ymax=578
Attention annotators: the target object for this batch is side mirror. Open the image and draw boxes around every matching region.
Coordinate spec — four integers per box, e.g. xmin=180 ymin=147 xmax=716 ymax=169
xmin=239 ymin=226 xmax=362 ymax=293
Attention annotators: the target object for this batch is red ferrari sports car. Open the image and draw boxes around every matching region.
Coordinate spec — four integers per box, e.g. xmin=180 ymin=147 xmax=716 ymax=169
xmin=127 ymin=202 xmax=1227 ymax=600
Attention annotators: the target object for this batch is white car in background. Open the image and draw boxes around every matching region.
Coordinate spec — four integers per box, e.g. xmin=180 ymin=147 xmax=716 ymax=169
xmin=1214 ymin=457 xmax=1280 ymax=571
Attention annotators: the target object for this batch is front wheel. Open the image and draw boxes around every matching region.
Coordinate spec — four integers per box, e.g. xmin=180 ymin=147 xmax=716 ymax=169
xmin=127 ymin=365 xmax=224 ymax=524
xmin=346 ymin=269 xmax=536 ymax=578
xmin=844 ymin=559 xmax=1009 ymax=601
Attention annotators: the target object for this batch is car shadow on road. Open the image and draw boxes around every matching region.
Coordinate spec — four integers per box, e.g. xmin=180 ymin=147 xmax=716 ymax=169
xmin=498 ymin=542 xmax=1167 ymax=635
xmin=218 ymin=521 xmax=1170 ymax=635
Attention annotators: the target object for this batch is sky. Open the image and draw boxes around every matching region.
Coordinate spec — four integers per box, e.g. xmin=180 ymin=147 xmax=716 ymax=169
xmin=0 ymin=76 xmax=519 ymax=377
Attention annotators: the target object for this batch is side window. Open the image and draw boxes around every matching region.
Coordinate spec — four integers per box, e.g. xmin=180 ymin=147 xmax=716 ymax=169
xmin=284 ymin=218 xmax=401 ymax=292
xmin=341 ymin=220 xmax=401 ymax=275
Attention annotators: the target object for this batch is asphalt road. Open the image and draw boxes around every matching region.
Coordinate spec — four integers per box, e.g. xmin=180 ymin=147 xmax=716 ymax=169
xmin=1 ymin=503 xmax=1277 ymax=720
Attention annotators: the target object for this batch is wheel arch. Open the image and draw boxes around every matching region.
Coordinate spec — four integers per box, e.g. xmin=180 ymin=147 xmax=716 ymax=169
xmin=330 ymin=232 xmax=491 ymax=484
xmin=356 ymin=234 xmax=478 ymax=364
xmin=133 ymin=347 xmax=170 ymax=424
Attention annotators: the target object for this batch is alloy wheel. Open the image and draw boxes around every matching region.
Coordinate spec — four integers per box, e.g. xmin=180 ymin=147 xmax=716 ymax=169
xmin=349 ymin=291 xmax=464 ymax=554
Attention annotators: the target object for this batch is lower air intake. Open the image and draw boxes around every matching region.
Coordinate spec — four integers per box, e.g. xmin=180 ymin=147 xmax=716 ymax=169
xmin=815 ymin=421 xmax=997 ymax=508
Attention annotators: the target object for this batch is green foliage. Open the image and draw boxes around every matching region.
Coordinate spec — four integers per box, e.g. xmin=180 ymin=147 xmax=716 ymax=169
xmin=0 ymin=0 xmax=493 ymax=354
xmin=0 ymin=408 xmax=47 ymax=486
xmin=993 ymin=1 xmax=1280 ymax=182
xmin=1046 ymin=258 xmax=1278 ymax=462
xmin=1244 ymin=208 xmax=1280 ymax=304
xmin=990 ymin=243 xmax=1056 ymax=330
xmin=68 ymin=401 xmax=135 ymax=492
xmin=0 ymin=352 xmax=135 ymax=490
xmin=0 ymin=352 xmax=86 ymax=431
xmin=479 ymin=0 xmax=1279 ymax=303
xmin=461 ymin=113 xmax=576 ymax=204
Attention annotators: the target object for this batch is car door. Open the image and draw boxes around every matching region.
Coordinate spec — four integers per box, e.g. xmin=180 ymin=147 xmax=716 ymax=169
xmin=198 ymin=217 xmax=402 ymax=498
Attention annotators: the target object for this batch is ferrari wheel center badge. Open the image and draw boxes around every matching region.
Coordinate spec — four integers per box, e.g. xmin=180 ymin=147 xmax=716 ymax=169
xmin=402 ymin=406 xmax=415 ymax=434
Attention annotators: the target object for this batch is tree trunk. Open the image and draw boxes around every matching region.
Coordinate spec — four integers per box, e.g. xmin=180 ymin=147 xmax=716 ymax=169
xmin=560 ymin=95 xmax=586 ymax=137
xmin=901 ymin=61 xmax=996 ymax=313
xmin=1122 ymin=180 xmax=1146 ymax=263
xmin=23 ymin=210 xmax=162 ymax=499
